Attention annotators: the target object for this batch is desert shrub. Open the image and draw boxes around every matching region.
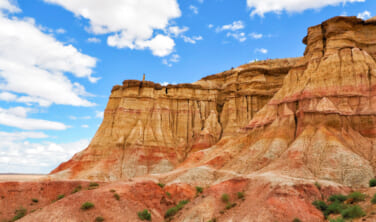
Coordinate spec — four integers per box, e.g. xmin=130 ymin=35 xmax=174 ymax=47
xmin=225 ymin=202 xmax=236 ymax=210
xmin=196 ymin=186 xmax=203 ymax=194
xmin=370 ymin=178 xmax=376 ymax=187
xmin=329 ymin=218 xmax=345 ymax=222
xmin=347 ymin=192 xmax=366 ymax=202
xmin=324 ymin=202 xmax=347 ymax=217
xmin=12 ymin=207 xmax=27 ymax=221
xmin=292 ymin=218 xmax=301 ymax=222
xmin=166 ymin=192 xmax=171 ymax=197
xmin=221 ymin=193 xmax=229 ymax=203
xmin=237 ymin=192 xmax=245 ymax=200
xmin=208 ymin=219 xmax=217 ymax=222
xmin=110 ymin=189 xmax=116 ymax=193
xmin=72 ymin=185 xmax=82 ymax=193
xmin=157 ymin=183 xmax=165 ymax=188
xmin=57 ymin=194 xmax=65 ymax=200
xmin=113 ymin=193 xmax=120 ymax=200
xmin=88 ymin=182 xmax=99 ymax=190
xmin=312 ymin=200 xmax=328 ymax=212
xmin=328 ymin=194 xmax=347 ymax=203
xmin=31 ymin=198 xmax=38 ymax=203
xmin=137 ymin=209 xmax=151 ymax=221
xmin=341 ymin=205 xmax=365 ymax=219
xmin=80 ymin=202 xmax=94 ymax=210
xmin=372 ymin=194 xmax=376 ymax=204
xmin=164 ymin=200 xmax=189 ymax=218
xmin=95 ymin=216 xmax=105 ymax=222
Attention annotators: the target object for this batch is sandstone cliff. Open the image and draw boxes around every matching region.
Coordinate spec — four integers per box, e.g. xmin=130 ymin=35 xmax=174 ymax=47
xmin=51 ymin=58 xmax=299 ymax=180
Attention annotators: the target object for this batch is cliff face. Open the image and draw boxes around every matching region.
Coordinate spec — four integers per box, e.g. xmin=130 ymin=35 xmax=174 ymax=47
xmin=51 ymin=58 xmax=299 ymax=180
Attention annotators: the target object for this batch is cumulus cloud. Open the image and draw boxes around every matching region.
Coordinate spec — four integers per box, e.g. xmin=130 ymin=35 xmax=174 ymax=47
xmin=44 ymin=0 xmax=181 ymax=57
xmin=255 ymin=48 xmax=268 ymax=54
xmin=0 ymin=107 xmax=68 ymax=130
xmin=216 ymin=20 xmax=245 ymax=32
xmin=0 ymin=133 xmax=89 ymax=173
xmin=227 ymin=32 xmax=247 ymax=42
xmin=357 ymin=10 xmax=371 ymax=20
xmin=247 ymin=0 xmax=366 ymax=17
xmin=167 ymin=26 xmax=203 ymax=45
xmin=0 ymin=1 xmax=97 ymax=107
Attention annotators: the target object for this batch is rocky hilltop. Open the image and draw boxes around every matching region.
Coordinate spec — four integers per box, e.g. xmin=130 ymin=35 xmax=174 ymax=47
xmin=2 ymin=16 xmax=376 ymax=222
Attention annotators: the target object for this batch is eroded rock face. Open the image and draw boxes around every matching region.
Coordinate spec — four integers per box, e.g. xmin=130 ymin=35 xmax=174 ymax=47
xmin=51 ymin=59 xmax=298 ymax=181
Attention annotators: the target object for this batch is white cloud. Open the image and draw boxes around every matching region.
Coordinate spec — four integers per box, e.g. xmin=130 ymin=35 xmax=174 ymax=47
xmin=0 ymin=91 xmax=17 ymax=101
xmin=255 ymin=48 xmax=268 ymax=54
xmin=0 ymin=3 xmax=97 ymax=107
xmin=216 ymin=21 xmax=245 ymax=32
xmin=81 ymin=124 xmax=89 ymax=128
xmin=182 ymin=35 xmax=203 ymax=44
xmin=208 ymin=24 xmax=214 ymax=29
xmin=189 ymin=5 xmax=199 ymax=14
xmin=227 ymin=32 xmax=247 ymax=42
xmin=168 ymin=26 xmax=189 ymax=37
xmin=249 ymin=32 xmax=263 ymax=39
xmin=163 ymin=54 xmax=180 ymax=67
xmin=197 ymin=0 xmax=204 ymax=3
xmin=0 ymin=134 xmax=89 ymax=173
xmin=56 ymin=28 xmax=66 ymax=34
xmin=357 ymin=10 xmax=371 ymax=20
xmin=95 ymin=111 xmax=104 ymax=119
xmin=160 ymin=82 xmax=169 ymax=86
xmin=87 ymin=37 xmax=101 ymax=43
xmin=0 ymin=0 xmax=20 ymax=13
xmin=69 ymin=115 xmax=91 ymax=120
xmin=44 ymin=0 xmax=181 ymax=57
xmin=247 ymin=0 xmax=366 ymax=17
xmin=0 ymin=106 xmax=68 ymax=130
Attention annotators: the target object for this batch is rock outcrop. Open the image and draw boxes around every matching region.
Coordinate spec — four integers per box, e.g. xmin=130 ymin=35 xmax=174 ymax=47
xmin=51 ymin=58 xmax=299 ymax=180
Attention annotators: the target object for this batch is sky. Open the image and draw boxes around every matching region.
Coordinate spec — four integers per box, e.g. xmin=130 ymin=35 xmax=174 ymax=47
xmin=0 ymin=0 xmax=374 ymax=174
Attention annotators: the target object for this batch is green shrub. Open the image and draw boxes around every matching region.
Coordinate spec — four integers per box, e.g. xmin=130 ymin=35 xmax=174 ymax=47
xmin=372 ymin=194 xmax=376 ymax=204
xmin=347 ymin=192 xmax=366 ymax=202
xmin=137 ymin=209 xmax=151 ymax=221
xmin=89 ymin=182 xmax=99 ymax=187
xmin=370 ymin=178 xmax=376 ymax=187
xmin=196 ymin=186 xmax=203 ymax=194
xmin=113 ymin=193 xmax=120 ymax=200
xmin=166 ymin=192 xmax=171 ymax=197
xmin=225 ymin=202 xmax=236 ymax=210
xmin=314 ymin=182 xmax=321 ymax=190
xmin=221 ymin=194 xmax=229 ymax=203
xmin=329 ymin=218 xmax=345 ymax=222
xmin=324 ymin=202 xmax=347 ymax=217
xmin=328 ymin=194 xmax=347 ymax=203
xmin=157 ymin=183 xmax=165 ymax=188
xmin=72 ymin=185 xmax=82 ymax=193
xmin=312 ymin=200 xmax=328 ymax=212
xmin=57 ymin=194 xmax=65 ymax=200
xmin=110 ymin=189 xmax=116 ymax=193
xmin=208 ymin=219 xmax=217 ymax=222
xmin=341 ymin=205 xmax=365 ymax=219
xmin=80 ymin=202 xmax=94 ymax=210
xmin=292 ymin=218 xmax=301 ymax=222
xmin=237 ymin=192 xmax=245 ymax=200
xmin=31 ymin=198 xmax=38 ymax=203
xmin=12 ymin=207 xmax=27 ymax=221
xmin=95 ymin=216 xmax=105 ymax=222
xmin=164 ymin=200 xmax=189 ymax=218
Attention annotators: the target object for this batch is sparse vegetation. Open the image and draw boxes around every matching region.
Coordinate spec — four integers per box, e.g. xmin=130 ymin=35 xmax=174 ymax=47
xmin=113 ymin=193 xmax=120 ymax=200
xmin=221 ymin=193 xmax=229 ymax=203
xmin=225 ymin=202 xmax=236 ymax=209
xmin=329 ymin=217 xmax=345 ymax=222
xmin=31 ymin=198 xmax=38 ymax=203
xmin=237 ymin=192 xmax=245 ymax=200
xmin=371 ymin=194 xmax=376 ymax=204
xmin=207 ymin=219 xmax=217 ymax=222
xmin=12 ymin=207 xmax=27 ymax=221
xmin=72 ymin=185 xmax=82 ymax=193
xmin=314 ymin=182 xmax=321 ymax=190
xmin=370 ymin=178 xmax=376 ymax=187
xmin=137 ymin=209 xmax=151 ymax=221
xmin=341 ymin=205 xmax=365 ymax=219
xmin=95 ymin=216 xmax=105 ymax=222
xmin=292 ymin=218 xmax=301 ymax=222
xmin=312 ymin=200 xmax=328 ymax=212
xmin=328 ymin=194 xmax=347 ymax=203
xmin=110 ymin=189 xmax=116 ymax=193
xmin=88 ymin=182 xmax=99 ymax=190
xmin=80 ymin=202 xmax=95 ymax=210
xmin=164 ymin=200 xmax=189 ymax=218
xmin=166 ymin=192 xmax=171 ymax=197
xmin=347 ymin=192 xmax=366 ymax=203
xmin=195 ymin=186 xmax=203 ymax=194
xmin=57 ymin=194 xmax=65 ymax=200
xmin=157 ymin=183 xmax=165 ymax=188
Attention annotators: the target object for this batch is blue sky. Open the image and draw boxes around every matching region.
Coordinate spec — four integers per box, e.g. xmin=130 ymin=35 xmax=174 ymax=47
xmin=0 ymin=0 xmax=374 ymax=173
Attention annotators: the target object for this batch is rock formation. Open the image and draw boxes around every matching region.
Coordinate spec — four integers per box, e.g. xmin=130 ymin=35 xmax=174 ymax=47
xmin=51 ymin=58 xmax=299 ymax=180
